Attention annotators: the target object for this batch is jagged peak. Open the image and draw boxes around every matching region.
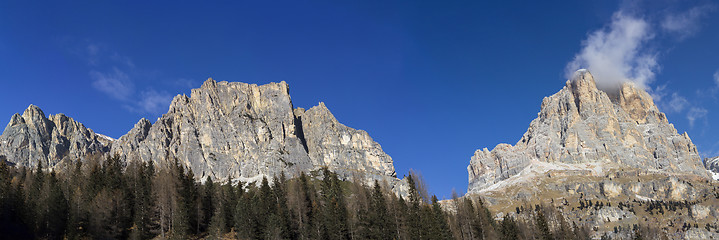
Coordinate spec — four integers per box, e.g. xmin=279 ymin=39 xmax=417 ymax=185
xmin=22 ymin=104 xmax=47 ymax=120
xmin=308 ymin=102 xmax=331 ymax=114
xmin=566 ymin=69 xmax=598 ymax=93
xmin=136 ymin=118 xmax=152 ymax=127
xmin=8 ymin=113 xmax=24 ymax=126
xmin=201 ymin=77 xmax=217 ymax=89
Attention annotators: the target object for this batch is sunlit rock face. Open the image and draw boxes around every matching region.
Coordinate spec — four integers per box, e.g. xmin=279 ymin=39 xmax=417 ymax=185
xmin=0 ymin=105 xmax=111 ymax=168
xmin=0 ymin=79 xmax=403 ymax=192
xmin=467 ymin=70 xmax=709 ymax=193
xmin=111 ymin=78 xmax=400 ymax=187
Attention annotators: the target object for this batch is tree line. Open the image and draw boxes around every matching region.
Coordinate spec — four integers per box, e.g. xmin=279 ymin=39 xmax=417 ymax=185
xmin=1 ymin=154 xmax=603 ymax=239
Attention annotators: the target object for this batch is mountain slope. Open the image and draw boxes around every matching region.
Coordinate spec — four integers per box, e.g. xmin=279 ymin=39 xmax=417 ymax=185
xmin=0 ymin=105 xmax=110 ymax=168
xmin=0 ymin=79 xmax=402 ymax=191
xmin=110 ymin=78 xmax=399 ymax=186
xmin=467 ymin=70 xmax=709 ymax=193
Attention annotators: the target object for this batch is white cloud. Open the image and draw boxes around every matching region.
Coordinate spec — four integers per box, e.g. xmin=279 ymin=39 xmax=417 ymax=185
xmin=687 ymin=107 xmax=708 ymax=128
xmin=667 ymin=93 xmax=689 ymax=113
xmin=136 ymin=90 xmax=172 ymax=113
xmin=661 ymin=6 xmax=713 ymax=40
xmin=714 ymin=70 xmax=719 ymax=87
xmin=565 ymin=12 xmax=657 ymax=91
xmin=90 ymin=67 xmax=134 ymax=100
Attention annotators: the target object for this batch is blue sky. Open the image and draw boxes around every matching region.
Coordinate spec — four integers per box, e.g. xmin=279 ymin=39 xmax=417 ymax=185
xmin=1 ymin=0 xmax=718 ymax=198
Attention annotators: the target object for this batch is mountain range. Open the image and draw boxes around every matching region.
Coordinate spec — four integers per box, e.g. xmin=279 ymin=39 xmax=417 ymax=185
xmin=1 ymin=72 xmax=718 ymax=238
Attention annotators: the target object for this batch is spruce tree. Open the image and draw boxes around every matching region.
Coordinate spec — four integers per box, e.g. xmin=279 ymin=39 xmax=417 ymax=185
xmin=429 ymin=195 xmax=452 ymax=240
xmin=535 ymin=207 xmax=554 ymax=240
xmin=500 ymin=216 xmax=519 ymax=240
xmin=320 ymin=168 xmax=348 ymax=240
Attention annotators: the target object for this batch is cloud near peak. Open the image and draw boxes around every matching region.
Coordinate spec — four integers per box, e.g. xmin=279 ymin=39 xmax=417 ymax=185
xmin=90 ymin=67 xmax=134 ymax=100
xmin=565 ymin=12 xmax=657 ymax=92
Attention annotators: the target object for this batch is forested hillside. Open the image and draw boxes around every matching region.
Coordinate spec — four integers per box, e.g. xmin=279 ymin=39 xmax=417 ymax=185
xmin=1 ymin=154 xmax=672 ymax=240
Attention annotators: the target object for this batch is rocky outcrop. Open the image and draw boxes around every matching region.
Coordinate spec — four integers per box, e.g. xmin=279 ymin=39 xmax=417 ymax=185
xmin=0 ymin=105 xmax=111 ymax=168
xmin=467 ymin=70 xmax=710 ymax=193
xmin=111 ymin=78 xmax=400 ymax=186
xmin=704 ymin=156 xmax=719 ymax=180
xmin=298 ymin=102 xmax=396 ymax=179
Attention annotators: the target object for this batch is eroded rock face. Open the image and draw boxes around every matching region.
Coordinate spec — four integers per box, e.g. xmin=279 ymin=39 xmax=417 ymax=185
xmin=467 ymin=70 xmax=709 ymax=193
xmin=0 ymin=105 xmax=111 ymax=168
xmin=298 ymin=102 xmax=396 ymax=179
xmin=0 ymin=79 xmax=402 ymax=192
xmin=704 ymin=156 xmax=719 ymax=180
xmin=111 ymin=78 xmax=399 ymax=186
xmin=111 ymin=79 xmax=314 ymax=181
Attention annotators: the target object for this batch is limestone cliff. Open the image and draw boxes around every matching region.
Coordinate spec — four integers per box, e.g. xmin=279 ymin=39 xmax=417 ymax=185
xmin=0 ymin=79 xmax=402 ymax=191
xmin=110 ymin=78 xmax=399 ymax=187
xmin=0 ymin=105 xmax=111 ymax=168
xmin=467 ymin=70 xmax=710 ymax=193
xmin=705 ymin=156 xmax=719 ymax=180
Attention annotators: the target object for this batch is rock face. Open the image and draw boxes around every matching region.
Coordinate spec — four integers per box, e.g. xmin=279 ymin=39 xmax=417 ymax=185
xmin=111 ymin=79 xmax=398 ymax=185
xmin=0 ymin=105 xmax=111 ymax=168
xmin=467 ymin=70 xmax=710 ymax=193
xmin=704 ymin=156 xmax=719 ymax=180
xmin=298 ymin=103 xmax=396 ymax=179
xmin=0 ymin=79 xmax=400 ymax=189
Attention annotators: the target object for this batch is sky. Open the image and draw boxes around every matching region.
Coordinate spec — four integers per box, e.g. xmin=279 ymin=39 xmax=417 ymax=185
xmin=1 ymin=0 xmax=718 ymax=199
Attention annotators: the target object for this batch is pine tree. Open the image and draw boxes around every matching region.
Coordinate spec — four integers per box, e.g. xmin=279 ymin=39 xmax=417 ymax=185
xmin=394 ymin=196 xmax=409 ymax=240
xmin=170 ymin=161 xmax=191 ymax=239
xmin=429 ymin=195 xmax=452 ymax=240
xmin=129 ymin=161 xmax=155 ymax=240
xmin=67 ymin=159 xmax=88 ymax=239
xmin=235 ymin=187 xmax=259 ymax=239
xmin=500 ymin=216 xmax=519 ymax=240
xmin=43 ymin=170 xmax=68 ymax=239
xmin=535 ymin=207 xmax=554 ymax=240
xmin=320 ymin=168 xmax=349 ymax=240
xmin=295 ymin=171 xmax=315 ymax=240
xmin=200 ymin=176 xmax=214 ymax=233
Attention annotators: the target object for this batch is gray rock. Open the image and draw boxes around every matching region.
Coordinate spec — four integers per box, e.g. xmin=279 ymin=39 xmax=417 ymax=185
xmin=0 ymin=105 xmax=111 ymax=169
xmin=110 ymin=78 xmax=402 ymax=188
xmin=298 ymin=102 xmax=397 ymax=184
xmin=467 ymin=70 xmax=710 ymax=193
xmin=704 ymin=156 xmax=719 ymax=180
xmin=0 ymin=79 xmax=405 ymax=193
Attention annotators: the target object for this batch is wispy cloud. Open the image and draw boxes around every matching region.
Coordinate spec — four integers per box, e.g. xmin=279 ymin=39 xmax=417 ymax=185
xmin=565 ymin=12 xmax=657 ymax=91
xmin=661 ymin=5 xmax=714 ymax=41
xmin=81 ymin=42 xmax=176 ymax=115
xmin=687 ymin=107 xmax=708 ymax=128
xmin=90 ymin=67 xmax=134 ymax=100
xmin=667 ymin=93 xmax=689 ymax=113
xmin=135 ymin=90 xmax=172 ymax=114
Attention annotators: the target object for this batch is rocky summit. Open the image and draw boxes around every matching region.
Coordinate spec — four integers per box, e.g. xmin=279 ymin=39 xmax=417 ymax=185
xmin=112 ymin=79 xmax=399 ymax=187
xmin=0 ymin=78 xmax=403 ymax=190
xmin=0 ymin=105 xmax=111 ymax=169
xmin=468 ymin=70 xmax=710 ymax=193
xmin=460 ymin=70 xmax=718 ymax=239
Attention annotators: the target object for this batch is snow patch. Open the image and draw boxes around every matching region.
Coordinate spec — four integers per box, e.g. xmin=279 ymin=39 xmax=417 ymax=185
xmin=95 ymin=133 xmax=115 ymax=142
xmin=635 ymin=195 xmax=656 ymax=202
xmin=477 ymin=160 xmax=609 ymax=193
xmin=709 ymin=170 xmax=719 ymax=181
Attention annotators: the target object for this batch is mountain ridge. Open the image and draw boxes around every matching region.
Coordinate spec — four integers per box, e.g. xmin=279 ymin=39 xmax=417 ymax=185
xmin=0 ymin=79 xmax=405 ymax=193
xmin=467 ymin=70 xmax=710 ymax=193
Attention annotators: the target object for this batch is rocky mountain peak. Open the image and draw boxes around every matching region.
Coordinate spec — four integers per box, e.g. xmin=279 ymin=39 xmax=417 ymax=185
xmin=112 ymin=80 xmax=401 ymax=189
xmin=0 ymin=105 xmax=111 ymax=169
xmin=468 ymin=71 xmax=709 ymax=193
